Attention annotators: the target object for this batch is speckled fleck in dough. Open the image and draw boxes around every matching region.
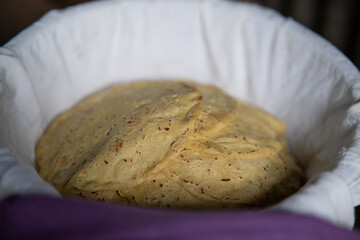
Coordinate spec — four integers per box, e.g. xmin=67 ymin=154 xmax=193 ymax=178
xmin=36 ymin=81 xmax=304 ymax=208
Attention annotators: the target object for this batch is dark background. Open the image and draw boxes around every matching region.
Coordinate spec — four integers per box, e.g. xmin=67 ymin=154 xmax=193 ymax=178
xmin=259 ymin=0 xmax=360 ymax=69
xmin=0 ymin=0 xmax=359 ymax=228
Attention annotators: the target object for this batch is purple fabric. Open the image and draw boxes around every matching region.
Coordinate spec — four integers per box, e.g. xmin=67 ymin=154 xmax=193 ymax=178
xmin=0 ymin=195 xmax=359 ymax=240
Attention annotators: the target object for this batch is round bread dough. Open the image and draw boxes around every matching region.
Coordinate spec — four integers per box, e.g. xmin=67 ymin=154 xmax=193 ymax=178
xmin=36 ymin=81 xmax=304 ymax=208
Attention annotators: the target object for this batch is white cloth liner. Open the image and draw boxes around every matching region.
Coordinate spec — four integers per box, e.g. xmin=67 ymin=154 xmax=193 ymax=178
xmin=0 ymin=0 xmax=359 ymax=229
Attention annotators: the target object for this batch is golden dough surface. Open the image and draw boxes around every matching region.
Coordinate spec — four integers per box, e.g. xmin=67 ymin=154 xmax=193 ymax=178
xmin=36 ymin=81 xmax=304 ymax=208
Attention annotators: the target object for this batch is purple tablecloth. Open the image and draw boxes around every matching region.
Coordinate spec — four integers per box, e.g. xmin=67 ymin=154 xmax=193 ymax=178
xmin=0 ymin=195 xmax=359 ymax=240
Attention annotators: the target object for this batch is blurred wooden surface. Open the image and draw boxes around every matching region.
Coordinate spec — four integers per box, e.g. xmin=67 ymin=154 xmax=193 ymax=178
xmin=0 ymin=0 xmax=359 ymax=228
